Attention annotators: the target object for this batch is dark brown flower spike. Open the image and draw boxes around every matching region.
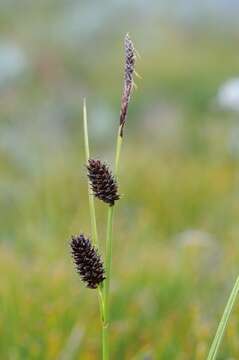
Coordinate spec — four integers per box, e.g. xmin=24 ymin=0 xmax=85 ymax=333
xmin=87 ymin=159 xmax=120 ymax=206
xmin=120 ymin=33 xmax=136 ymax=137
xmin=70 ymin=234 xmax=105 ymax=289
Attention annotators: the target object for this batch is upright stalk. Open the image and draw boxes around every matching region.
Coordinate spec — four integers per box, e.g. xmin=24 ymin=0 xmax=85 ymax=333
xmin=115 ymin=127 xmax=123 ymax=177
xmin=83 ymin=100 xmax=123 ymax=360
xmin=71 ymin=34 xmax=136 ymax=360
xmin=103 ymin=126 xmax=123 ymax=359
xmin=83 ymin=98 xmax=99 ymax=247
xmin=206 ymin=275 xmax=239 ymax=360
xmin=102 ymin=206 xmax=114 ymax=360
xmin=83 ymin=99 xmax=105 ymax=355
xmin=102 ymin=32 xmax=136 ymax=360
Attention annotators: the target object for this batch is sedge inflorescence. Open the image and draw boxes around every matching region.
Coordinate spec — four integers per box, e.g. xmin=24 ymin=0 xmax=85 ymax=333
xmin=87 ymin=159 xmax=120 ymax=206
xmin=70 ymin=234 xmax=105 ymax=289
xmin=120 ymin=33 xmax=136 ymax=136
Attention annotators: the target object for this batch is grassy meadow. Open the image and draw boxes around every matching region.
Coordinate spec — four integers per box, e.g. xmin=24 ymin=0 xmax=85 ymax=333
xmin=1 ymin=2 xmax=239 ymax=359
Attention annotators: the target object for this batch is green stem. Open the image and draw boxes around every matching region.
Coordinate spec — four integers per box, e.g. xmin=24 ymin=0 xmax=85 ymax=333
xmin=115 ymin=127 xmax=123 ymax=177
xmin=206 ymin=275 xmax=239 ymax=360
xmin=83 ymin=98 xmax=98 ymax=247
xmin=103 ymin=207 xmax=114 ymax=359
xmin=83 ymin=99 xmax=104 ymax=356
xmin=103 ymin=126 xmax=123 ymax=360
xmin=98 ymin=287 xmax=107 ymax=359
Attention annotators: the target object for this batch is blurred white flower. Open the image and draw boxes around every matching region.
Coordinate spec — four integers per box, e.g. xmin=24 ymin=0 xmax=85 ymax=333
xmin=175 ymin=229 xmax=215 ymax=248
xmin=217 ymin=78 xmax=239 ymax=111
xmin=0 ymin=42 xmax=27 ymax=86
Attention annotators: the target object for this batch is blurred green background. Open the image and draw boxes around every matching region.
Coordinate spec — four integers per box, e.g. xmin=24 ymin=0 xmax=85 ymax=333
xmin=1 ymin=1 xmax=239 ymax=359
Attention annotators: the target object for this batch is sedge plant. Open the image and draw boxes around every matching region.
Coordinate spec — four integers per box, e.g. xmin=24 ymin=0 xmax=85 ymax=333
xmin=69 ymin=34 xmax=136 ymax=359
xmin=69 ymin=33 xmax=239 ymax=360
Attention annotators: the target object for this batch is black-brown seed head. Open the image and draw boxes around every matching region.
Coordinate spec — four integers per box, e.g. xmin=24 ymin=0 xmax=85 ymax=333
xmin=87 ymin=159 xmax=120 ymax=206
xmin=70 ymin=234 xmax=105 ymax=289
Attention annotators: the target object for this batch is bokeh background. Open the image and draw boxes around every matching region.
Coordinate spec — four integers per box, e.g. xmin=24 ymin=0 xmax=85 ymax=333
xmin=1 ymin=1 xmax=239 ymax=359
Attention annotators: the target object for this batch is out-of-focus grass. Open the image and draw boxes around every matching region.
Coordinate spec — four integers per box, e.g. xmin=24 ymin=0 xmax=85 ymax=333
xmin=1 ymin=3 xmax=239 ymax=358
xmin=1 ymin=141 xmax=239 ymax=359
